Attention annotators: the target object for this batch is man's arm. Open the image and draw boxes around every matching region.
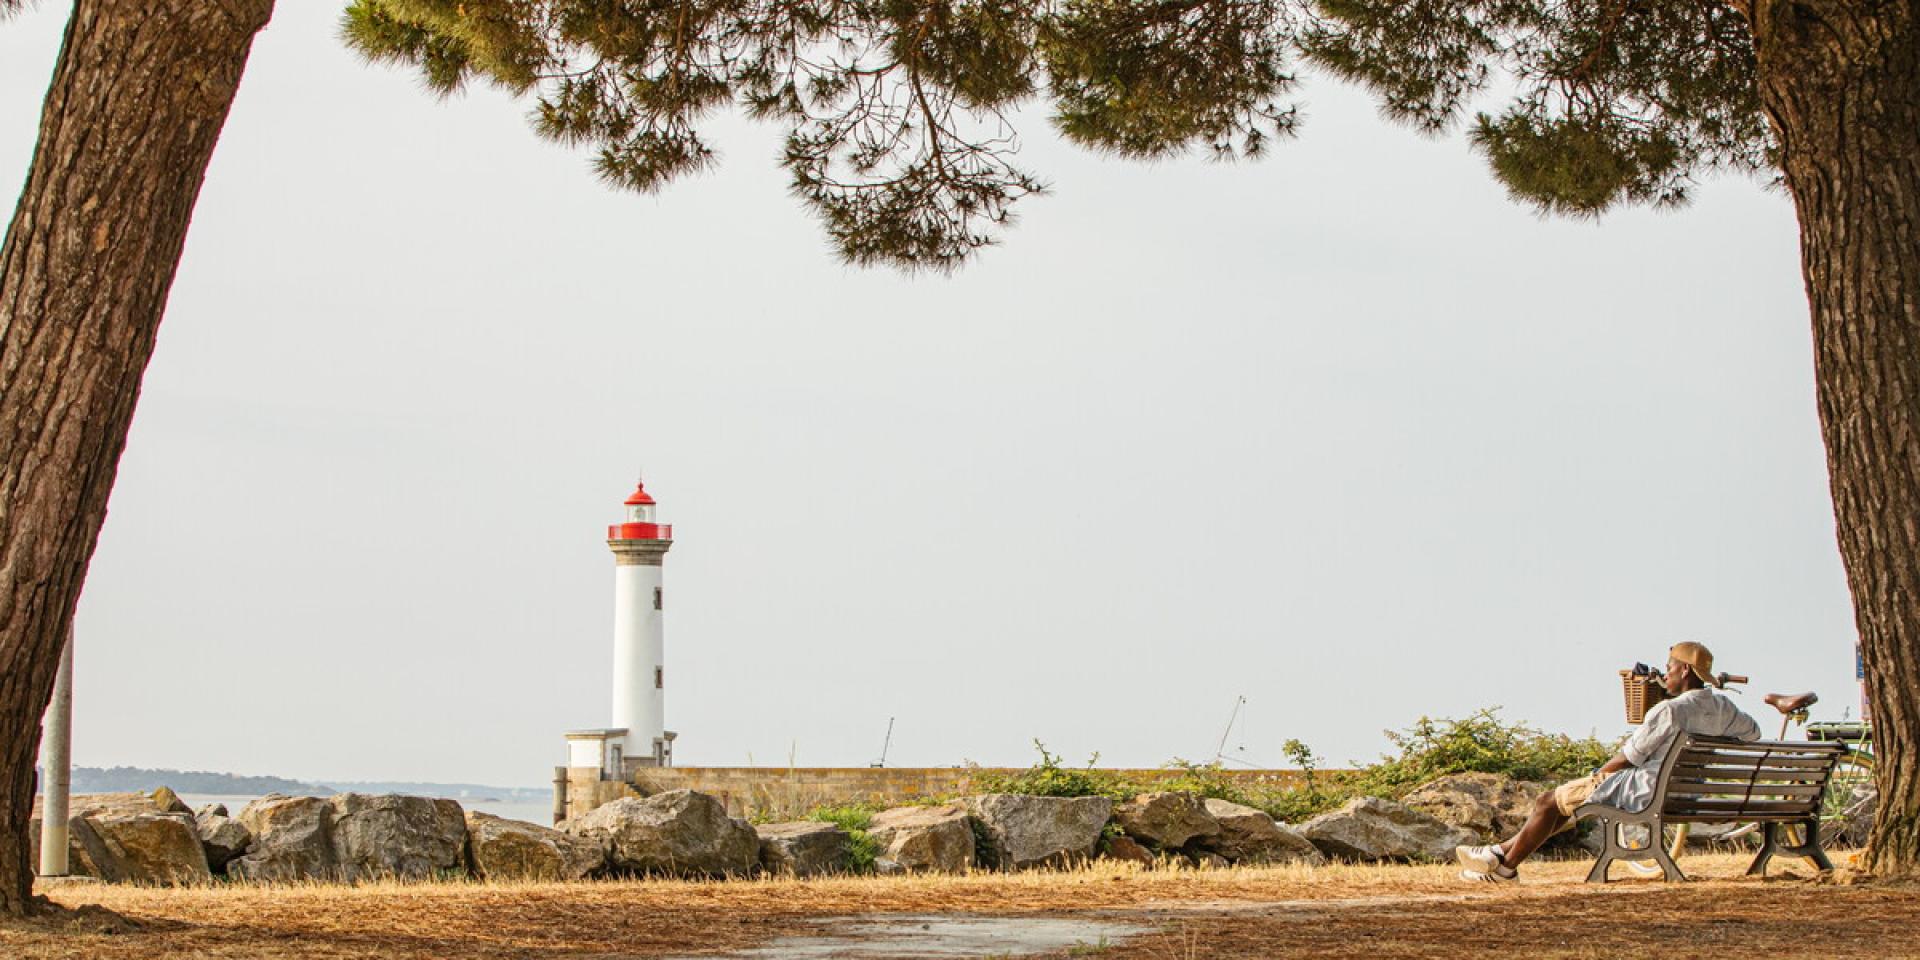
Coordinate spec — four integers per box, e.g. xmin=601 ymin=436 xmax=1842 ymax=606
xmin=1596 ymin=752 xmax=1632 ymax=776
xmin=1619 ymin=701 xmax=1677 ymax=767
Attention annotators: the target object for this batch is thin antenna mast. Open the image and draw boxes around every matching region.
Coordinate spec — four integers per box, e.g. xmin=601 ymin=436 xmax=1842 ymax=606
xmin=1214 ymin=696 xmax=1246 ymax=763
xmin=873 ymin=717 xmax=895 ymax=768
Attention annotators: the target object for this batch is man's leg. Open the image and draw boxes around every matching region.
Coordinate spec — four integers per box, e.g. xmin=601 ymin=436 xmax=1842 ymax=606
xmin=1460 ymin=777 xmax=1587 ymax=878
xmin=1496 ymin=790 xmax=1571 ymax=867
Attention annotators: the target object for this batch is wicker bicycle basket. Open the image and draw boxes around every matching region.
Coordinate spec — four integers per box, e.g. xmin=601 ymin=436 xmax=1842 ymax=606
xmin=1620 ymin=670 xmax=1669 ymax=724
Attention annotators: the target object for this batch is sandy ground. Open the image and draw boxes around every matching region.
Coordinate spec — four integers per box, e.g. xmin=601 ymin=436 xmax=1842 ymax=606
xmin=3 ymin=853 xmax=1916 ymax=959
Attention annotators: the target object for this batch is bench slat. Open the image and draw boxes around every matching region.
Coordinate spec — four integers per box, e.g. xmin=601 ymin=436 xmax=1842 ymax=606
xmin=1663 ymin=811 xmax=1816 ymax=824
xmin=1664 ymin=799 xmax=1820 ymax=816
xmin=1674 ymin=764 xmax=1835 ymax=779
xmin=1684 ymin=736 xmax=1845 ymax=752
xmin=1673 ymin=754 xmax=1835 ymax=769
xmin=1665 ymin=782 xmax=1826 ymax=798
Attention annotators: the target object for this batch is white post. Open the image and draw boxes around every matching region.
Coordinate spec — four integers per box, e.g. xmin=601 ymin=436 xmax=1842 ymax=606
xmin=38 ymin=628 xmax=73 ymax=877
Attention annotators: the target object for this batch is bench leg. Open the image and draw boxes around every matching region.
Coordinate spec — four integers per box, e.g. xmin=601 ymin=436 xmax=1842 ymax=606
xmin=1746 ymin=822 xmax=1778 ymax=877
xmin=1585 ymin=817 xmax=1616 ymax=883
xmin=1648 ymin=824 xmax=1687 ymax=882
xmin=1807 ymin=817 xmax=1833 ymax=872
xmin=1785 ymin=817 xmax=1834 ymax=872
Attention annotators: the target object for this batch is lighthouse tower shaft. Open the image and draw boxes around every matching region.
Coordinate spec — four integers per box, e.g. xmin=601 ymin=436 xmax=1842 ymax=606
xmin=609 ymin=485 xmax=672 ymax=767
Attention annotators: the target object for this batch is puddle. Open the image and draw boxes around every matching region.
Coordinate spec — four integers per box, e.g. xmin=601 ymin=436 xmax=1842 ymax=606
xmin=679 ymin=914 xmax=1145 ymax=959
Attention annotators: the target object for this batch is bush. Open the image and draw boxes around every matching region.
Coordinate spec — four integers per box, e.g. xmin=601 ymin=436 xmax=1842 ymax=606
xmin=801 ymin=803 xmax=884 ymax=874
xmin=975 ymin=710 xmax=1617 ymax=825
xmin=1350 ymin=708 xmax=1616 ymax=795
xmin=972 ymin=742 xmax=1133 ymax=800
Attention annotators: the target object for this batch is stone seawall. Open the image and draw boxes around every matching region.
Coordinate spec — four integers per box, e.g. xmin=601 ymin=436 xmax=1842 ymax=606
xmin=602 ymin=767 xmax=1327 ymax=819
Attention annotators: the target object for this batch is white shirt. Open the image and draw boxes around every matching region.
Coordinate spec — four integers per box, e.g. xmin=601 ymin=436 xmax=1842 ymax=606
xmin=1589 ymin=687 xmax=1762 ymax=813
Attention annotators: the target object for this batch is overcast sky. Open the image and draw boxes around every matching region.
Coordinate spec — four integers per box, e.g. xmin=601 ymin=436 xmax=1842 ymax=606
xmin=3 ymin=4 xmax=1859 ymax=789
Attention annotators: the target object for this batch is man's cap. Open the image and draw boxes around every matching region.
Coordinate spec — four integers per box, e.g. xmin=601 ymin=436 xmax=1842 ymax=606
xmin=1670 ymin=641 xmax=1719 ymax=687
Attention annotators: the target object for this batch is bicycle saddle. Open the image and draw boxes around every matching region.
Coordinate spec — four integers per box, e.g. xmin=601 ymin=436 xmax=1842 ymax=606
xmin=1763 ymin=691 xmax=1818 ymax=714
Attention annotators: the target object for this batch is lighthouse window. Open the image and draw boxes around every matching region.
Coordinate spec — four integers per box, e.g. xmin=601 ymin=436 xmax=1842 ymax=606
xmin=655 ymin=666 xmax=664 ymax=688
xmin=654 ymin=586 xmax=663 ymax=610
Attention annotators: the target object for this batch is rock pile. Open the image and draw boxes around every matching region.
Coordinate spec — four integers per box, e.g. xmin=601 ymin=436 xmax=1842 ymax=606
xmin=29 ymin=774 xmax=1588 ymax=884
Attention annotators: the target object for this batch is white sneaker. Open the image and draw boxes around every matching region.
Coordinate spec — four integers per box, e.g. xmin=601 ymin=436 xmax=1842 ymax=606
xmin=1455 ymin=843 xmax=1503 ymax=872
xmin=1454 ymin=844 xmax=1516 ymax=882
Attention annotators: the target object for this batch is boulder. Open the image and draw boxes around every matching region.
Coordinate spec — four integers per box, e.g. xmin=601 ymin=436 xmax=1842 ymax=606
xmin=755 ymin=821 xmax=851 ymax=877
xmin=31 ymin=816 xmax=118 ymax=881
xmin=563 ymin=791 xmax=758 ymax=878
xmin=1112 ymin=793 xmax=1220 ymax=851
xmin=867 ymin=803 xmax=975 ymax=874
xmin=1298 ymin=796 xmax=1478 ymax=862
xmin=962 ymin=794 xmax=1112 ymax=869
xmin=1401 ymin=773 xmax=1541 ymax=841
xmin=29 ymin=793 xmax=208 ymax=885
xmin=195 ymin=809 xmax=253 ymax=873
xmin=150 ymin=786 xmax=192 ymax=815
xmin=1197 ymin=799 xmax=1326 ymax=865
xmin=196 ymin=803 xmax=230 ymax=819
xmin=229 ymin=795 xmax=337 ymax=883
xmin=90 ymin=812 xmax=211 ymax=884
xmin=1100 ymin=834 xmax=1155 ymax=867
xmin=327 ymin=794 xmax=469 ymax=881
xmin=466 ymin=811 xmax=606 ymax=881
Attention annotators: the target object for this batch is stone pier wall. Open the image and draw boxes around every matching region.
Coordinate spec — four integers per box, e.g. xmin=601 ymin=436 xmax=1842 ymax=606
xmin=558 ymin=766 xmax=1326 ymax=820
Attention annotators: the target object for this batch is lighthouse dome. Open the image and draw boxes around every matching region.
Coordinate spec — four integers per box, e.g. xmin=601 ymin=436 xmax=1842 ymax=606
xmin=624 ymin=481 xmax=658 ymax=523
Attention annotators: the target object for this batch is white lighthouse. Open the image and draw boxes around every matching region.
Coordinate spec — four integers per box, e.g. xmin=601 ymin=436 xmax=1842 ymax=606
xmin=607 ymin=479 xmax=675 ymax=768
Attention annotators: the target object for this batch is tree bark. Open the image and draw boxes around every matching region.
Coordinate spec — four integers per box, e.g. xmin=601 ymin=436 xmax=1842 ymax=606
xmin=0 ymin=0 xmax=273 ymax=916
xmin=1752 ymin=0 xmax=1920 ymax=877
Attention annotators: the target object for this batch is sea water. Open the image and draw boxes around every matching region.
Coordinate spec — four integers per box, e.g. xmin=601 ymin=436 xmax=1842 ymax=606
xmin=180 ymin=793 xmax=557 ymax=825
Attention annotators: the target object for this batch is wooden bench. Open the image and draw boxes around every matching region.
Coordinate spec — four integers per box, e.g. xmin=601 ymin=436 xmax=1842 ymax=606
xmin=1575 ymin=734 xmax=1849 ymax=882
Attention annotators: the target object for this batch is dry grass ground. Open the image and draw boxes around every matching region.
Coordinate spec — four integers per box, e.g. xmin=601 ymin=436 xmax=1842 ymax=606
xmin=3 ymin=853 xmax=1916 ymax=959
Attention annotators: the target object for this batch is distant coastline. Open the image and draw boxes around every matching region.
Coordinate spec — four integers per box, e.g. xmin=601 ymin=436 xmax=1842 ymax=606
xmin=41 ymin=766 xmax=545 ymax=803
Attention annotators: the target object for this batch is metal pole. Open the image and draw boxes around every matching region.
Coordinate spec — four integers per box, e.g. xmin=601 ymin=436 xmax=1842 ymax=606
xmin=39 ymin=628 xmax=73 ymax=877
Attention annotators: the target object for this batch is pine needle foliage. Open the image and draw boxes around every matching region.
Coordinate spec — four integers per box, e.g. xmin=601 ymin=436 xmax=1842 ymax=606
xmin=339 ymin=0 xmax=1781 ymax=266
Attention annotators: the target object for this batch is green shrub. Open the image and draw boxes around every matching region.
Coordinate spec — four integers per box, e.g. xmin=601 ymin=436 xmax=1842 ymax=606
xmin=974 ymin=710 xmax=1616 ymax=826
xmin=805 ymin=802 xmax=880 ymax=832
xmin=1350 ymin=708 xmax=1616 ymax=795
xmin=801 ymin=802 xmax=885 ymax=874
xmin=972 ymin=741 xmax=1132 ymax=799
xmin=842 ymin=828 xmax=880 ymax=873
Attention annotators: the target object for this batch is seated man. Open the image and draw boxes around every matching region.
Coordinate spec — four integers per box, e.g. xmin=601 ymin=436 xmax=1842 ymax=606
xmin=1456 ymin=641 xmax=1760 ymax=881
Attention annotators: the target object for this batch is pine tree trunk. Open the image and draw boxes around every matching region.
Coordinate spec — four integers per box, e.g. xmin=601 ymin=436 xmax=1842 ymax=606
xmin=1752 ymin=0 xmax=1920 ymax=877
xmin=0 ymin=0 xmax=272 ymax=916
